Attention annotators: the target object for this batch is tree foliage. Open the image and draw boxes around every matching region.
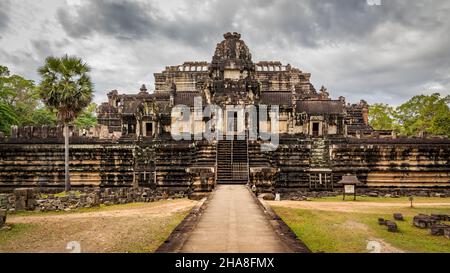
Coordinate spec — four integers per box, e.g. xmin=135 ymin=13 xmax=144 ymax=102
xmin=0 ymin=63 xmax=97 ymax=135
xmin=396 ymin=93 xmax=450 ymax=137
xmin=37 ymin=55 xmax=94 ymax=124
xmin=0 ymin=65 xmax=57 ymax=134
xmin=368 ymin=103 xmax=397 ymax=131
xmin=369 ymin=93 xmax=450 ymax=137
xmin=75 ymin=103 xmax=98 ymax=129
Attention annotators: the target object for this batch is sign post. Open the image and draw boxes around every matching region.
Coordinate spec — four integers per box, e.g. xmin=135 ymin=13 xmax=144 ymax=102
xmin=338 ymin=175 xmax=361 ymax=201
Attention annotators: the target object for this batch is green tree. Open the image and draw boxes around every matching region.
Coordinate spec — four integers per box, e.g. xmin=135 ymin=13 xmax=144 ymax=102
xmin=0 ymin=66 xmax=17 ymax=134
xmin=30 ymin=107 xmax=58 ymax=126
xmin=38 ymin=55 xmax=94 ymax=191
xmin=0 ymin=65 xmax=58 ymax=135
xmin=396 ymin=93 xmax=450 ymax=137
xmin=0 ymin=103 xmax=17 ymax=134
xmin=0 ymin=66 xmax=31 ymax=134
xmin=430 ymin=114 xmax=450 ymax=137
xmin=368 ymin=103 xmax=397 ymax=131
xmin=75 ymin=103 xmax=98 ymax=130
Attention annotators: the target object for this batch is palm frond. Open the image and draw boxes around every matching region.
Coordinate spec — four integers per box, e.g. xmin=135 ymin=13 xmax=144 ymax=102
xmin=37 ymin=55 xmax=94 ymax=124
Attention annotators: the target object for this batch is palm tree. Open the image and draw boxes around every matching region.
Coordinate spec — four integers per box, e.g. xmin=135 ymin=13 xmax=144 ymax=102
xmin=38 ymin=55 xmax=94 ymax=192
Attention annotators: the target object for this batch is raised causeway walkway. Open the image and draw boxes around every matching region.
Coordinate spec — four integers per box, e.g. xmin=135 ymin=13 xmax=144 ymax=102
xmin=180 ymin=185 xmax=295 ymax=253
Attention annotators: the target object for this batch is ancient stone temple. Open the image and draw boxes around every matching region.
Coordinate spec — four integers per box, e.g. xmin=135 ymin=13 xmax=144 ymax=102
xmin=99 ymin=32 xmax=364 ymax=140
xmin=0 ymin=32 xmax=449 ymax=196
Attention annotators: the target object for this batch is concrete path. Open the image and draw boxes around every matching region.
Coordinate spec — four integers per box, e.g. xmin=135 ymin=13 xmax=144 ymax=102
xmin=180 ymin=185 xmax=293 ymax=253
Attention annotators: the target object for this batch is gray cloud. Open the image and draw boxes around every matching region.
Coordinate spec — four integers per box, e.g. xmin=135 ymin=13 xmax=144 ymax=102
xmin=0 ymin=0 xmax=11 ymax=34
xmin=1 ymin=0 xmax=449 ymax=105
xmin=55 ymin=0 xmax=449 ymax=48
xmin=57 ymin=0 xmax=157 ymax=40
xmin=56 ymin=0 xmax=240 ymax=48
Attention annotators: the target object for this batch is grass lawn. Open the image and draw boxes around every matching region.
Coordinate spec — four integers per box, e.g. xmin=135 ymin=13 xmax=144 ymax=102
xmin=312 ymin=195 xmax=450 ymax=203
xmin=271 ymin=199 xmax=450 ymax=253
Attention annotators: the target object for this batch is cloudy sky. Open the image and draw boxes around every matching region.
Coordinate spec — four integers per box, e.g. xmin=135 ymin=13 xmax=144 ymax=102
xmin=0 ymin=0 xmax=449 ymax=105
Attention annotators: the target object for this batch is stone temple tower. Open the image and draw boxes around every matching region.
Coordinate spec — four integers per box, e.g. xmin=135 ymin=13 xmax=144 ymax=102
xmin=208 ymin=32 xmax=260 ymax=106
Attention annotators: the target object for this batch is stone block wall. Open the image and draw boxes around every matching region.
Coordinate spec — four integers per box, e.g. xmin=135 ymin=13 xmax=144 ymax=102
xmin=331 ymin=138 xmax=450 ymax=188
xmin=188 ymin=140 xmax=217 ymax=195
xmin=0 ymin=141 xmax=134 ymax=191
xmin=153 ymin=141 xmax=194 ymax=191
xmin=0 ymin=187 xmax=187 ymax=212
xmin=250 ymin=136 xmax=450 ymax=191
xmin=271 ymin=138 xmax=311 ymax=189
xmin=0 ymin=136 xmax=449 ymax=194
xmin=0 ymin=138 xmax=196 ymax=193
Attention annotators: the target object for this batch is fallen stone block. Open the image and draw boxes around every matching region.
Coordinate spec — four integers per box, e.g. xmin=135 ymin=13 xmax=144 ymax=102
xmin=367 ymin=192 xmax=379 ymax=197
xmin=393 ymin=213 xmax=404 ymax=221
xmin=431 ymin=214 xmax=449 ymax=221
xmin=434 ymin=193 xmax=447 ymax=198
xmin=445 ymin=227 xmax=450 ymax=239
xmin=386 ymin=221 xmax=398 ymax=232
xmin=0 ymin=209 xmax=6 ymax=227
xmin=258 ymin=193 xmax=275 ymax=201
xmin=0 ymin=194 xmax=9 ymax=209
xmin=413 ymin=214 xmax=439 ymax=229
xmin=430 ymin=224 xmax=449 ymax=236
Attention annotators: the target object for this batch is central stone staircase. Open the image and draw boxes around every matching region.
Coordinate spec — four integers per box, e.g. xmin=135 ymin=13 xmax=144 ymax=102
xmin=310 ymin=138 xmax=330 ymax=168
xmin=216 ymin=139 xmax=249 ymax=184
xmin=309 ymin=138 xmax=333 ymax=190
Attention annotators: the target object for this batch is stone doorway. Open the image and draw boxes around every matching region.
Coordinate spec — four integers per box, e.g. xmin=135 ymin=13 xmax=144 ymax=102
xmin=312 ymin=122 xmax=320 ymax=137
xmin=145 ymin=122 xmax=153 ymax=137
xmin=226 ymin=111 xmax=239 ymax=137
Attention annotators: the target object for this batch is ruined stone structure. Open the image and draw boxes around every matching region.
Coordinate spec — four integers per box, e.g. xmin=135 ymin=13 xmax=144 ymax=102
xmin=0 ymin=32 xmax=449 ymax=195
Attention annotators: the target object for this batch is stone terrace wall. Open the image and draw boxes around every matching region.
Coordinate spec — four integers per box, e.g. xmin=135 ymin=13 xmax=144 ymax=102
xmin=154 ymin=141 xmax=194 ymax=191
xmin=271 ymin=138 xmax=311 ymax=188
xmin=0 ymin=137 xmax=196 ymax=193
xmin=1 ymin=136 xmax=449 ymax=193
xmin=0 ymin=140 xmax=135 ymax=191
xmin=331 ymin=138 xmax=450 ymax=188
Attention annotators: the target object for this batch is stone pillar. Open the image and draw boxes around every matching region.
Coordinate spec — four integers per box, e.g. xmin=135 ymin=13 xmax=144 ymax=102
xmin=10 ymin=125 xmax=18 ymax=138
xmin=391 ymin=131 xmax=397 ymax=139
xmin=42 ymin=125 xmax=49 ymax=139
xmin=14 ymin=188 xmax=35 ymax=211
xmin=136 ymin=119 xmax=141 ymax=138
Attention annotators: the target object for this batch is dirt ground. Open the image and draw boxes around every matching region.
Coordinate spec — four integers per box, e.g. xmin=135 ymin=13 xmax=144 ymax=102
xmin=0 ymin=199 xmax=197 ymax=253
xmin=267 ymin=200 xmax=450 ymax=213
